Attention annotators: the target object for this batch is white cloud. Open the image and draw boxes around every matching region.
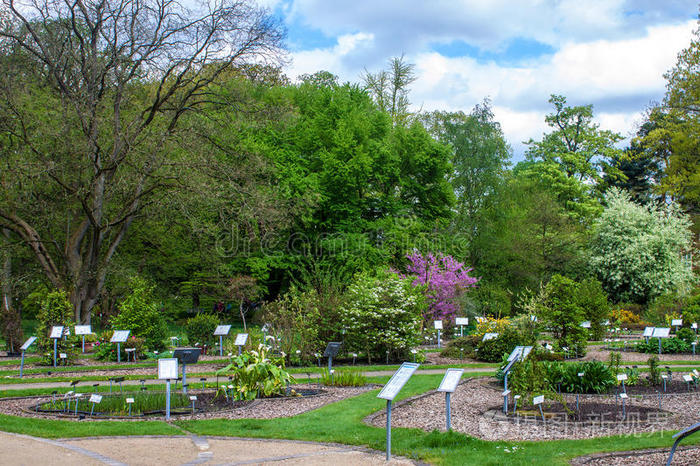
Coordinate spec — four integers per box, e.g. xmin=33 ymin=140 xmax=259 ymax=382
xmin=283 ymin=4 xmax=697 ymax=158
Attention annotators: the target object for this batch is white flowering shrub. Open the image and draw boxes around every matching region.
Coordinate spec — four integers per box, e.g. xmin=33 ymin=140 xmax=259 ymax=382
xmin=341 ymin=270 xmax=426 ymax=363
xmin=590 ymin=189 xmax=696 ymax=304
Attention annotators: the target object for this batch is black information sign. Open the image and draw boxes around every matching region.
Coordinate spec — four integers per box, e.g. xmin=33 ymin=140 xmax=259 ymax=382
xmin=323 ymin=342 xmax=342 ymax=358
xmin=173 ymin=347 xmax=202 ymax=364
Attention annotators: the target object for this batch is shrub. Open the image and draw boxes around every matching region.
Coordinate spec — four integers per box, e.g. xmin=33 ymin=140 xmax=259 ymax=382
xmin=111 ymin=277 xmax=167 ymax=351
xmin=216 ymin=344 xmax=293 ymax=400
xmin=635 ymin=337 xmax=691 ymax=354
xmin=577 ymin=278 xmax=610 ymax=341
xmin=647 ymin=356 xmax=661 ymax=385
xmin=475 ymin=326 xmax=522 ymax=362
xmin=440 ymin=335 xmax=480 ymax=359
xmin=676 ymin=327 xmax=695 ymax=345
xmin=341 ymin=270 xmax=425 ymax=363
xmin=184 ymin=313 xmax=219 ymax=348
xmin=35 ymin=290 xmax=76 ymax=365
xmin=259 ymin=287 xmax=321 ymax=365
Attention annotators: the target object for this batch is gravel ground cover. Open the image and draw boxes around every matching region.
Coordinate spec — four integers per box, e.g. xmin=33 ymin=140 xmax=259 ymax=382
xmin=582 ymin=347 xmax=700 ymax=363
xmin=367 ymin=377 xmax=700 ymax=442
xmin=572 ymin=446 xmax=700 ymax=465
xmin=0 ymin=384 xmax=375 ymax=421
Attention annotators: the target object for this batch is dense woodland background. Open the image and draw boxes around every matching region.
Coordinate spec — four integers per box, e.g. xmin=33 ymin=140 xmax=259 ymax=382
xmin=0 ymin=0 xmax=698 ymax=340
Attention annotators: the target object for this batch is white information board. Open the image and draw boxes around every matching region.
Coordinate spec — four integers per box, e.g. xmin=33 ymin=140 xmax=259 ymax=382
xmin=652 ymin=327 xmax=671 ymax=338
xmin=455 ymin=317 xmax=469 ymax=326
xmin=234 ymin=333 xmax=249 ymax=346
xmin=581 ymin=321 xmax=591 ymax=328
xmin=507 ymin=345 xmax=533 ymax=362
xmin=74 ymin=325 xmax=92 ymax=335
xmin=20 ymin=336 xmax=37 ymax=351
xmin=643 ymin=327 xmax=654 ymax=337
xmin=434 ymin=320 xmax=443 ymax=330
xmin=213 ymin=325 xmax=232 ymax=336
xmin=683 ymin=374 xmax=693 ymax=382
xmin=377 ymin=362 xmax=420 ymax=401
xmin=49 ymin=326 xmax=64 ymax=339
xmin=692 ymin=323 xmax=698 ymax=329
xmin=533 ymin=395 xmax=544 ymax=405
xmin=110 ymin=330 xmax=130 ymax=343
xmin=672 ymin=319 xmax=683 ymax=327
xmin=617 ymin=373 xmax=628 ymax=381
xmin=158 ymin=358 xmax=179 ymax=380
xmin=482 ymin=332 xmax=499 ymax=342
xmin=437 ymin=368 xmax=464 ymax=393
xmin=89 ymin=394 xmax=103 ymax=404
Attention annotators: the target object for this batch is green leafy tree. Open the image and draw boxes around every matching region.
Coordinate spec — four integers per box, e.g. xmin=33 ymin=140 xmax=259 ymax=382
xmin=576 ymin=278 xmax=611 ymax=340
xmin=341 ymin=270 xmax=426 ymax=363
xmin=362 ymin=55 xmax=416 ymax=125
xmin=111 ymin=277 xmax=167 ymax=351
xmin=590 ymin=189 xmax=695 ymax=304
xmin=35 ymin=290 xmax=75 ymax=365
xmin=531 ymin=274 xmax=588 ymax=356
xmin=420 ymin=101 xmax=511 ymax=253
xmin=0 ymin=0 xmax=284 ymax=323
xmin=526 ymin=95 xmax=623 ymax=187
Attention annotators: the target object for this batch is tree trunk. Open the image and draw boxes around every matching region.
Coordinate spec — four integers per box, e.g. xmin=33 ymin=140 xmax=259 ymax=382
xmin=239 ymin=301 xmax=247 ymax=332
xmin=1 ymin=229 xmax=11 ymax=313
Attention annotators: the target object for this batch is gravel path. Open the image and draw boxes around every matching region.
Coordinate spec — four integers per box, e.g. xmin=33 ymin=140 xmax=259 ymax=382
xmin=367 ymin=377 xmax=700 ymax=442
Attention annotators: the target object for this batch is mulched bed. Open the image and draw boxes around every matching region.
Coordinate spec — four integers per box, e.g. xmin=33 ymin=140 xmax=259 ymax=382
xmin=0 ymin=384 xmax=375 ymax=421
xmin=366 ymin=377 xmax=700 ymax=441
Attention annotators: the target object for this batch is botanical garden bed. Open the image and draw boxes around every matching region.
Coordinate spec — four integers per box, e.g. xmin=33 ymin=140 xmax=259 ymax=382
xmin=0 ymin=384 xmax=375 ymax=421
xmin=366 ymin=377 xmax=700 ymax=441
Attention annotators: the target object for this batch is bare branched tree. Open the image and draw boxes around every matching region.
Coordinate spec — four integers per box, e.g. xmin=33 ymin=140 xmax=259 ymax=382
xmin=0 ymin=0 xmax=285 ymax=322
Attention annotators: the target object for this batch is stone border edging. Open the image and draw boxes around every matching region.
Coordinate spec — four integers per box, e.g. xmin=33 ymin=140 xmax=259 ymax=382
xmin=570 ymin=445 xmax=700 ymax=464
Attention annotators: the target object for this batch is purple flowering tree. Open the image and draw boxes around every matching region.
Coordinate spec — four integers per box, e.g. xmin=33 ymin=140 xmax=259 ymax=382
xmin=402 ymin=251 xmax=479 ymax=323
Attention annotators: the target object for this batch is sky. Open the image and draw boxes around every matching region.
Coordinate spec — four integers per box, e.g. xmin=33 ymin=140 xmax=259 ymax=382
xmin=260 ymin=0 xmax=698 ymax=158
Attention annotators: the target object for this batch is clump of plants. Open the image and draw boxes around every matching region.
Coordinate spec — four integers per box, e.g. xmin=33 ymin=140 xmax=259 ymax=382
xmin=39 ymin=392 xmax=191 ymax=416
xmin=110 ymin=276 xmax=167 ymax=351
xmin=647 ymin=355 xmax=661 ymax=385
xmin=321 ymin=369 xmax=367 ymax=387
xmin=184 ymin=313 xmax=220 ymax=348
xmin=341 ymin=270 xmax=425 ymax=363
xmin=635 ymin=337 xmax=691 ymax=354
xmin=440 ymin=335 xmax=480 ymax=359
xmin=35 ymin=290 xmax=77 ymax=365
xmin=216 ymin=344 xmax=294 ymax=400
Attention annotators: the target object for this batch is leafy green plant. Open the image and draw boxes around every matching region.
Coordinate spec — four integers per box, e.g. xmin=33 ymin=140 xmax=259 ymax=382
xmin=676 ymin=327 xmax=695 ymax=345
xmin=475 ymin=326 xmax=523 ymax=362
xmin=184 ymin=313 xmax=219 ymax=348
xmin=216 ymin=344 xmax=293 ymax=400
xmin=35 ymin=290 xmax=76 ymax=366
xmin=111 ymin=276 xmax=167 ymax=351
xmin=341 ymin=270 xmax=425 ymax=363
xmin=440 ymin=335 xmax=480 ymax=359
xmin=635 ymin=337 xmax=691 ymax=354
xmin=321 ymin=369 xmax=367 ymax=387
xmin=647 ymin=356 xmax=661 ymax=385
xmin=40 ymin=392 xmax=191 ymax=415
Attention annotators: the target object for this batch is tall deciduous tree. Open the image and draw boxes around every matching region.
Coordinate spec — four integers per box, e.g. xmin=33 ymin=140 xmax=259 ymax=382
xmin=362 ymin=55 xmax=416 ymax=125
xmin=590 ymin=189 xmax=695 ymax=304
xmin=526 ymin=95 xmax=623 ymax=187
xmin=420 ymin=101 xmax=511 ymax=248
xmin=0 ymin=0 xmax=284 ymax=322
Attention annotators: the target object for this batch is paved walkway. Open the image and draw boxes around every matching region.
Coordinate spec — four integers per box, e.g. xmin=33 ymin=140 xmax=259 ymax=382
xmin=0 ymin=431 xmax=417 ymax=465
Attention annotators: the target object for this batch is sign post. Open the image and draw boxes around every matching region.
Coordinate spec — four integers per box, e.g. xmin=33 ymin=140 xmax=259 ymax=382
xmin=74 ymin=325 xmax=92 ymax=353
xmin=533 ymin=395 xmax=545 ymax=422
xmin=158 ymin=358 xmax=179 ymax=420
xmin=434 ymin=321 xmax=443 ymax=348
xmin=110 ymin=330 xmax=131 ymax=362
xmin=49 ymin=326 xmax=64 ymax=367
xmin=173 ymin=348 xmax=201 ymax=395
xmin=437 ymin=368 xmax=463 ymax=430
xmin=323 ymin=342 xmax=342 ymax=373
xmin=234 ymin=333 xmax=248 ymax=356
xmin=213 ymin=325 xmax=231 ymax=356
xmin=377 ymin=362 xmax=420 ymax=461
xmin=643 ymin=326 xmax=654 ymax=344
xmin=455 ymin=317 xmax=468 ymax=337
xmin=89 ymin=394 xmax=102 ymax=416
xmin=672 ymin=319 xmax=683 ymax=333
xmin=19 ymin=336 xmax=37 ymax=378
xmin=652 ymin=328 xmax=670 ymax=355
